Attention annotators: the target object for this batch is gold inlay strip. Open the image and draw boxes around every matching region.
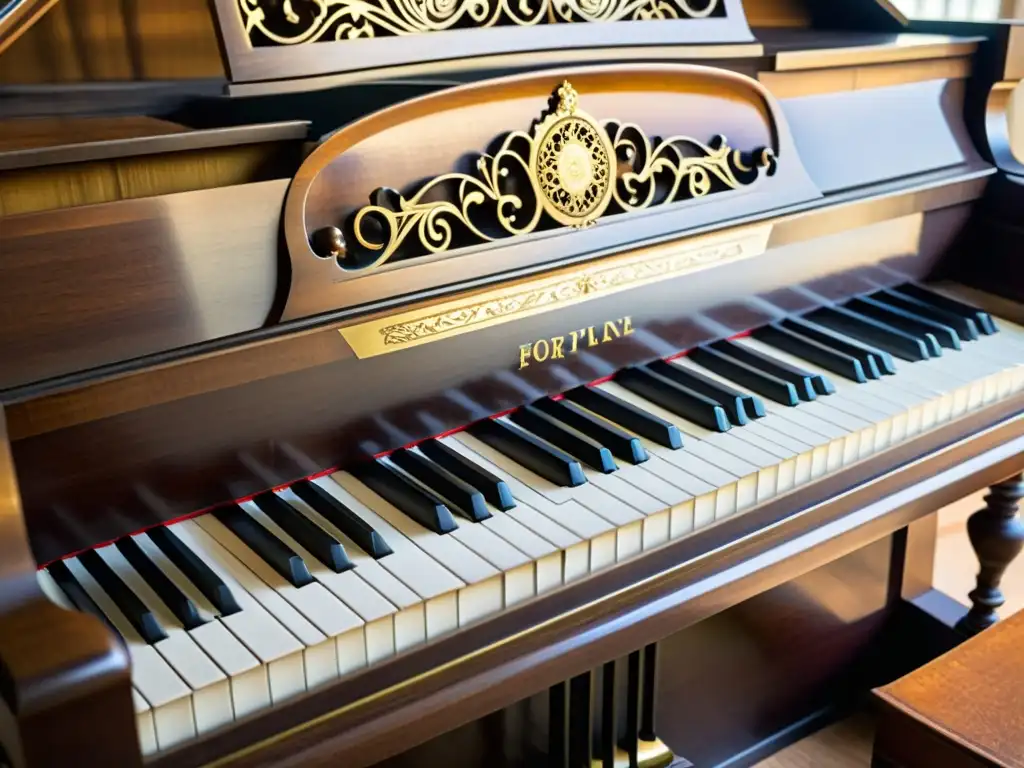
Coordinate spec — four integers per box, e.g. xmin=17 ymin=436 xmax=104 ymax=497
xmin=339 ymin=222 xmax=773 ymax=357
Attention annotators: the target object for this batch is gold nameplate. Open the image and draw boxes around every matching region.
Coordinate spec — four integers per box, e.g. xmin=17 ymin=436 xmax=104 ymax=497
xmin=519 ymin=317 xmax=633 ymax=369
xmin=338 ymin=222 xmax=772 ymax=358
xmin=311 ymin=80 xmax=777 ymax=271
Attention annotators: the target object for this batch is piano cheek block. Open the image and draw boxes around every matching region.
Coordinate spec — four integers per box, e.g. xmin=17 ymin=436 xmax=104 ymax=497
xmin=3 ymin=23 xmax=1023 ymax=767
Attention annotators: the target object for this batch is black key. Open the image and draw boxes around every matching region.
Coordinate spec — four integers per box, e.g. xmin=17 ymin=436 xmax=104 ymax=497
xmin=689 ymin=346 xmax=801 ymax=406
xmin=780 ymin=317 xmax=893 ymax=377
xmin=532 ymin=397 xmax=649 ymax=465
xmin=351 ymin=460 xmax=458 ymax=534
xmin=846 ymin=296 xmax=958 ymax=352
xmin=710 ymin=339 xmax=830 ymax=400
xmin=897 ymin=283 xmax=997 ymax=335
xmin=874 ymin=289 xmax=979 ymax=341
xmin=467 ymin=419 xmax=587 ymax=487
xmin=647 ymin=359 xmax=765 ymax=423
xmin=615 ymin=366 xmax=731 ymax=432
xmin=47 ymin=560 xmax=120 ymax=634
xmin=212 ymin=505 xmax=314 ymax=587
xmin=752 ymin=323 xmax=867 ymax=383
xmin=417 ymin=440 xmax=516 ymax=511
xmin=807 ymin=306 xmax=932 ymax=362
xmin=390 ymin=449 xmax=491 ymax=522
xmin=563 ymin=386 xmax=683 ymax=449
xmin=253 ymin=492 xmax=354 ymax=572
xmin=115 ymin=537 xmax=203 ymax=630
xmin=147 ymin=527 xmax=242 ymax=615
xmin=509 ymin=405 xmax=618 ymax=473
xmin=78 ymin=550 xmax=167 ymax=644
xmin=290 ymin=481 xmax=393 ymax=559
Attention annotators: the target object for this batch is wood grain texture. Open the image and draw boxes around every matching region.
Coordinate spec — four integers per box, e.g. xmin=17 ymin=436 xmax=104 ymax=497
xmin=0 ymin=405 xmax=139 ymax=768
xmin=752 ymin=714 xmax=874 ymax=768
xmin=0 ymin=0 xmax=224 ymax=83
xmin=875 ymin=606 xmax=1024 ymax=767
xmin=0 ymin=180 xmax=287 ymax=390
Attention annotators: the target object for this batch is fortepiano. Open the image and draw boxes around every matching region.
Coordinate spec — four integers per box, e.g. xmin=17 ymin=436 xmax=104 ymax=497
xmin=0 ymin=1 xmax=1022 ymax=767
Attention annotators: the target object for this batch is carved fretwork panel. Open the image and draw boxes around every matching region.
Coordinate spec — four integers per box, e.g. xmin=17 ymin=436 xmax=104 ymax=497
xmin=237 ymin=0 xmax=724 ymax=45
xmin=280 ymin=65 xmax=821 ymax=321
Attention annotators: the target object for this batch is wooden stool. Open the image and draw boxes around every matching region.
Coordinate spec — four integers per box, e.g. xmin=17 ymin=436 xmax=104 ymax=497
xmin=873 ymin=608 xmax=1024 ymax=767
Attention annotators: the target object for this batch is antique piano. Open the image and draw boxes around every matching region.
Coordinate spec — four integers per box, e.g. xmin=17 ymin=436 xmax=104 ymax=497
xmin=1 ymin=0 xmax=1022 ymax=766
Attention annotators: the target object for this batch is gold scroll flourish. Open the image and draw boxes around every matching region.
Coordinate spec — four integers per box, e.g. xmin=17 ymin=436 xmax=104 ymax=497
xmin=238 ymin=0 xmax=720 ymax=44
xmin=605 ymin=123 xmax=778 ymax=212
xmin=331 ymin=81 xmax=775 ymax=272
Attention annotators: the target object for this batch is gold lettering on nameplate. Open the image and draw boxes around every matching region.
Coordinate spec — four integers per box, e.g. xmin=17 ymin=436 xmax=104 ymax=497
xmin=519 ymin=316 xmax=634 ymax=369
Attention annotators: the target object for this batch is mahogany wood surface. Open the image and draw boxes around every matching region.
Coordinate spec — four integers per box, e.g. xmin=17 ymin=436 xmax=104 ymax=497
xmin=956 ymin=474 xmax=1024 ymax=636
xmin=0 ymin=405 xmax=138 ymax=768
xmin=874 ymin=604 xmax=1024 ymax=768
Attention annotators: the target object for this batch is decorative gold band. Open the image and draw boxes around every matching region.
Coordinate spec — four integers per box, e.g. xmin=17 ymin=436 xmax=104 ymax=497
xmin=338 ymin=222 xmax=772 ymax=358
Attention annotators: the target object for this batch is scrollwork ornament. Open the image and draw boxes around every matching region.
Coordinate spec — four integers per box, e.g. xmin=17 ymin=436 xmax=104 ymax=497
xmin=316 ymin=80 xmax=777 ymax=271
xmin=237 ymin=0 xmax=721 ymax=44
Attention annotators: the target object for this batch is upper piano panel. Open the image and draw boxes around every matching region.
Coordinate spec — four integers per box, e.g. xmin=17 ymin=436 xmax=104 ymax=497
xmin=211 ymin=0 xmax=755 ymax=85
xmin=281 ymin=64 xmax=820 ymax=319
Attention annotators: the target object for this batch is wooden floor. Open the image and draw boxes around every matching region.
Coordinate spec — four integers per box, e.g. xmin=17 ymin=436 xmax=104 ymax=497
xmin=752 ymin=492 xmax=1024 ymax=768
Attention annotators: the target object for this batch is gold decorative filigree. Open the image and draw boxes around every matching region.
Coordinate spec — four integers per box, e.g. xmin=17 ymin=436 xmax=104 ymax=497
xmin=238 ymin=0 xmax=721 ymax=44
xmin=378 ymin=242 xmax=743 ymax=345
xmin=337 ymin=223 xmax=773 ymax=358
xmin=310 ymin=81 xmax=776 ymax=271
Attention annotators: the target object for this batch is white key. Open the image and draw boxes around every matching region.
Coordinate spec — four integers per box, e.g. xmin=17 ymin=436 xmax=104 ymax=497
xmin=242 ymin=497 xmax=396 ymax=668
xmin=63 ymin=557 xmax=195 ymax=750
xmin=280 ymin=485 xmax=427 ymax=654
xmin=134 ymin=688 xmax=158 ymax=756
xmin=326 ymin=473 xmax=471 ymax=637
xmin=92 ymin=544 xmax=233 ymax=735
xmin=445 ymin=436 xmax=616 ymax=572
xmin=177 ymin=520 xmax=333 ymax=697
xmin=131 ymin=532 xmax=273 ymax=718
xmin=596 ymin=382 xmax=763 ymax=514
xmin=337 ymin=470 xmax=503 ymax=626
xmin=194 ymin=512 xmax=362 ymax=686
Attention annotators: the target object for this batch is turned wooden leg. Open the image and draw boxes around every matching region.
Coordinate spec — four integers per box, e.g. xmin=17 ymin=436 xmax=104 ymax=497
xmin=956 ymin=473 xmax=1024 ymax=637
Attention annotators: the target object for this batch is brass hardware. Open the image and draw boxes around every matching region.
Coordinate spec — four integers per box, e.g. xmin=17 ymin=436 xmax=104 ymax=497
xmin=238 ymin=0 xmax=722 ymax=45
xmin=636 ymin=738 xmax=676 ymax=767
xmin=337 ymin=222 xmax=772 ymax=358
xmin=331 ymin=80 xmax=775 ymax=270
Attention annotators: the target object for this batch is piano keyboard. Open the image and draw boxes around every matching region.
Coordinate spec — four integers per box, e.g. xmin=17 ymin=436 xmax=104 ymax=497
xmin=33 ymin=285 xmax=1024 ymax=755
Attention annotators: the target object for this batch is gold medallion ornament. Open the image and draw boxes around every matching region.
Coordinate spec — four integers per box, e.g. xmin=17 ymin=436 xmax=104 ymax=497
xmin=530 ymin=82 xmax=615 ymax=227
xmin=311 ymin=80 xmax=777 ymax=271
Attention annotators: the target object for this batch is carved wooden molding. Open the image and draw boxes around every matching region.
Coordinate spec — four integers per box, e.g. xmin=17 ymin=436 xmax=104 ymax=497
xmin=308 ymin=80 xmax=776 ymax=271
xmin=280 ymin=65 xmax=820 ymax=322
